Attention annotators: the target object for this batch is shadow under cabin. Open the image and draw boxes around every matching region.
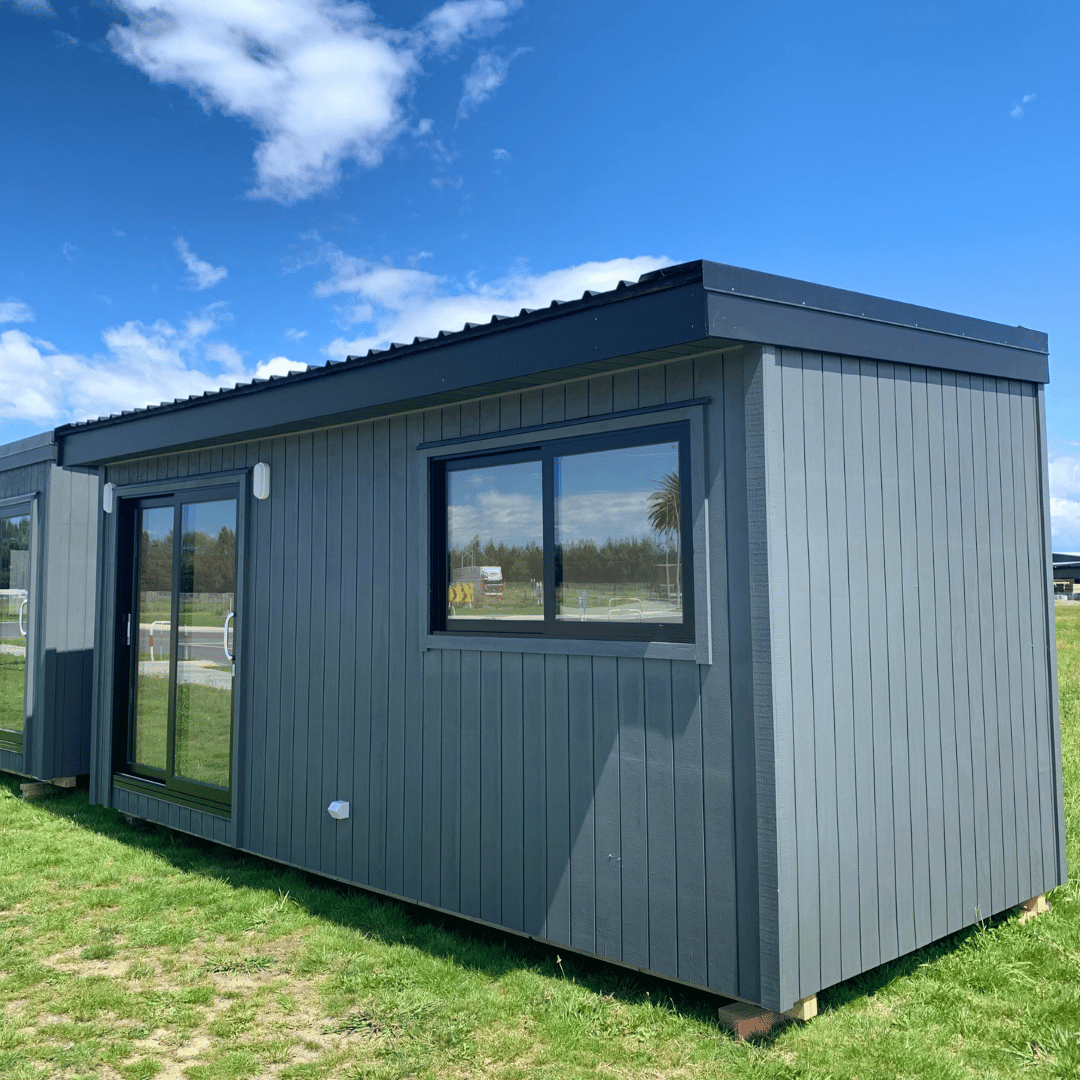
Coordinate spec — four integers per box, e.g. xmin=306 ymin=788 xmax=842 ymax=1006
xmin=55 ymin=260 xmax=1065 ymax=1020
xmin=0 ymin=431 xmax=99 ymax=792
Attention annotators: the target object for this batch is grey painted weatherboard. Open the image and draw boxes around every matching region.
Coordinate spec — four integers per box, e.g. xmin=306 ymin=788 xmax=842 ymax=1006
xmin=91 ymin=356 xmax=761 ymax=1003
xmin=763 ymin=349 xmax=1065 ymax=1008
xmin=0 ymin=454 xmax=96 ymax=782
xmin=86 ymin=342 xmax=1062 ymax=1015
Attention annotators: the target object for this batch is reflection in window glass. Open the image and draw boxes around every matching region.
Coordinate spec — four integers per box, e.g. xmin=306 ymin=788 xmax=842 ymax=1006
xmin=447 ymin=460 xmax=543 ymax=622
xmin=555 ymin=442 xmax=682 ymax=623
xmin=174 ymin=499 xmax=236 ymax=789
xmin=0 ymin=514 xmax=30 ymax=737
xmin=134 ymin=506 xmax=173 ymax=770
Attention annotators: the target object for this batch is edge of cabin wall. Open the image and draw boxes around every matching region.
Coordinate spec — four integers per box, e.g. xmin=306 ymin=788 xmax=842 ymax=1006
xmin=89 ymin=476 xmax=117 ymax=808
xmin=763 ymin=350 xmax=1067 ymax=1009
xmin=1036 ymin=387 xmax=1068 ymax=881
xmin=41 ymin=465 xmax=98 ymax=779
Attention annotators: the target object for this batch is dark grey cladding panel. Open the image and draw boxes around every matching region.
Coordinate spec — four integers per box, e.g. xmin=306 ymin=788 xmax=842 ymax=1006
xmin=707 ymin=291 xmax=1049 ymax=383
xmin=57 ymin=284 xmax=710 ymax=467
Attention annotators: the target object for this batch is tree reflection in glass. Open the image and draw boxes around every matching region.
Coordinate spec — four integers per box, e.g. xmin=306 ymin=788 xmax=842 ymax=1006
xmin=555 ymin=442 xmax=682 ymax=623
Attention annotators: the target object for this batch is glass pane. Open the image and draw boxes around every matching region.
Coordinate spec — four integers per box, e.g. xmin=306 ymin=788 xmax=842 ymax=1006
xmin=0 ymin=514 xmax=30 ymax=736
xmin=133 ymin=506 xmax=173 ymax=770
xmin=555 ymin=441 xmax=684 ymax=623
xmin=174 ymin=499 xmax=236 ymax=788
xmin=447 ymin=460 xmax=543 ymax=622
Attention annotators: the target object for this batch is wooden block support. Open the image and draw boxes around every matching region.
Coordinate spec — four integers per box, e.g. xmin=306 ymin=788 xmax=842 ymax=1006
xmin=19 ymin=778 xmax=77 ymax=799
xmin=785 ymin=994 xmax=818 ymax=1022
xmin=1019 ymin=894 xmax=1051 ymax=924
xmin=716 ymin=1001 xmax=790 ymax=1040
xmin=19 ymin=781 xmax=59 ymax=800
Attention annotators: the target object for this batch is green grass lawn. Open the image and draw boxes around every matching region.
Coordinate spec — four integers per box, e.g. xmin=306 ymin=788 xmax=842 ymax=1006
xmin=2 ymin=611 xmax=1080 ymax=1078
xmin=131 ymin=675 xmax=232 ymax=787
xmin=0 ymin=652 xmax=26 ymax=735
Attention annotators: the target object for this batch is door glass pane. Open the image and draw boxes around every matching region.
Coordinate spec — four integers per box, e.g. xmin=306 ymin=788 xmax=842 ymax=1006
xmin=555 ymin=441 xmax=684 ymax=623
xmin=133 ymin=506 xmax=173 ymax=771
xmin=446 ymin=460 xmax=543 ymax=621
xmin=174 ymin=498 xmax=236 ymax=788
xmin=0 ymin=514 xmax=31 ymax=736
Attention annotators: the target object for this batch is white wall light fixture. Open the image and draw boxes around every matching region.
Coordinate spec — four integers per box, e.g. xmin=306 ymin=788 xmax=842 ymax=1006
xmin=103 ymin=482 xmax=116 ymax=514
xmin=253 ymin=462 xmax=270 ymax=500
xmin=328 ymin=801 xmax=350 ymax=820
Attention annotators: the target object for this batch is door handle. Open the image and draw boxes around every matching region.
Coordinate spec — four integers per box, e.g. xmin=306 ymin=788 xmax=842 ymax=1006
xmin=223 ymin=611 xmax=235 ymax=661
xmin=18 ymin=599 xmax=27 ymax=637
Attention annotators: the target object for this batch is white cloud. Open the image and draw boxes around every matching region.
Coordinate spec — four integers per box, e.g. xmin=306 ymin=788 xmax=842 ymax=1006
xmin=492 ymin=147 xmax=510 ymax=160
xmin=3 ymin=0 xmax=55 ymax=15
xmin=106 ymin=0 xmax=523 ymax=203
xmin=175 ymin=236 xmax=228 ymax=290
xmin=1010 ymin=92 xmax=1036 ymax=119
xmin=284 ymin=327 xmax=308 ymax=341
xmin=62 ymin=242 xmax=77 ymax=261
xmin=1048 ymin=453 xmax=1080 ymax=548
xmin=457 ymin=47 xmax=527 ymax=120
xmin=313 ymin=248 xmax=674 ymax=358
xmin=0 ymin=299 xmax=34 ymax=324
xmin=420 ymin=0 xmax=522 ymax=53
xmin=255 ymin=355 xmax=309 ymax=378
xmin=0 ymin=304 xmax=302 ymax=426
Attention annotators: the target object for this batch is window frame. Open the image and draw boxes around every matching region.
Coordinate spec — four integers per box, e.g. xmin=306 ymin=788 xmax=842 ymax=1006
xmin=0 ymin=494 xmax=36 ymax=756
xmin=427 ymin=415 xmax=704 ymax=651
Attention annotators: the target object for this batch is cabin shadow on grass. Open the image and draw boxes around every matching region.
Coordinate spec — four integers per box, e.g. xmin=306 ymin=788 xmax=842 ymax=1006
xmin=8 ymin=771 xmax=1022 ymax=1050
xmin=11 ymin=775 xmax=746 ymax=1031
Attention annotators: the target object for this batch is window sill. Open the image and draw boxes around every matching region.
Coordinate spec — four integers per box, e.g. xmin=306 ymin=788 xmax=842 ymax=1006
xmin=424 ymin=631 xmax=709 ymax=663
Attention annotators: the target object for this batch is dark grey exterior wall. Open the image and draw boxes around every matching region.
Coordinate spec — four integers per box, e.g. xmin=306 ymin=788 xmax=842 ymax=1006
xmin=39 ymin=465 xmax=99 ymax=778
xmin=760 ymin=348 xmax=1066 ymax=1009
xmin=0 ymin=457 xmax=97 ymax=780
xmin=84 ymin=342 xmax=1064 ymax=1015
xmin=90 ymin=352 xmax=783 ymax=1005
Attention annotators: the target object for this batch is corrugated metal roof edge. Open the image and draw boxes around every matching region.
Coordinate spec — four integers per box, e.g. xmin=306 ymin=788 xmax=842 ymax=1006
xmin=55 ymin=260 xmax=703 ymax=437
xmin=53 ymin=258 xmax=1049 ymax=438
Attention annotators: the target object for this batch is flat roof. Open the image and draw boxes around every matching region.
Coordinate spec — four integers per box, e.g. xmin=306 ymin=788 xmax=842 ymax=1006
xmin=0 ymin=430 xmax=56 ymax=471
xmin=56 ymin=260 xmax=1049 ymax=467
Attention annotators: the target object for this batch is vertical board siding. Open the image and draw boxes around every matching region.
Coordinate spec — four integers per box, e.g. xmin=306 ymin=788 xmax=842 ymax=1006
xmin=768 ymin=350 xmax=1064 ymax=1003
xmin=88 ymin=356 xmax=762 ymax=1006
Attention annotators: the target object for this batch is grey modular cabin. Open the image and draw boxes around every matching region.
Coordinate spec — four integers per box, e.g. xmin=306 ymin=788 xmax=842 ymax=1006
xmin=55 ymin=260 xmax=1065 ymax=1014
xmin=0 ymin=432 xmax=98 ymax=782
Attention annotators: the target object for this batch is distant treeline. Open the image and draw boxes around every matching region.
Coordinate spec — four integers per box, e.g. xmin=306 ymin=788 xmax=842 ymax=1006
xmin=139 ymin=528 xmax=237 ymax=594
xmin=451 ymin=535 xmax=677 ymax=585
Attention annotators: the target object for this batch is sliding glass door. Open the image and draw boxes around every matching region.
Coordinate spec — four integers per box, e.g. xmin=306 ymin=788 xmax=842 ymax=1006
xmin=119 ymin=488 xmax=237 ymax=809
xmin=0 ymin=509 xmax=31 ymax=753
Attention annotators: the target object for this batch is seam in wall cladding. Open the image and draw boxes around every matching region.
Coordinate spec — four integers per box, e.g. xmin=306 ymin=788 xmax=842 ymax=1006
xmin=769 ymin=350 xmax=1063 ymax=1001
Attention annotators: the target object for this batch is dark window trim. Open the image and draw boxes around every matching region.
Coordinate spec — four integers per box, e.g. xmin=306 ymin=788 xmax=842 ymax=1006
xmin=429 ymin=421 xmax=694 ymax=643
xmin=113 ymin=478 xmax=242 ymax=814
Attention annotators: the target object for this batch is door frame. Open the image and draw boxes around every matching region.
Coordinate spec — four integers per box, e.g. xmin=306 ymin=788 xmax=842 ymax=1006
xmin=107 ymin=470 xmax=249 ymax=816
xmin=0 ymin=492 xmax=37 ymax=756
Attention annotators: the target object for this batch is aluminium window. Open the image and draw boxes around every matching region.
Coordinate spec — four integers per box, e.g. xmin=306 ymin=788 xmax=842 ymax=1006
xmin=429 ymin=423 xmax=693 ymax=642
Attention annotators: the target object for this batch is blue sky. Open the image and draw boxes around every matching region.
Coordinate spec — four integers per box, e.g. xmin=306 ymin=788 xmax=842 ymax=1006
xmin=2 ymin=0 xmax=1079 ymax=540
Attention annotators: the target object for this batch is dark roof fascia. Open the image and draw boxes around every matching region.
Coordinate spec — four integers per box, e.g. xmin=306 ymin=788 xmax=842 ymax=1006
xmin=57 ymin=277 xmax=711 ymax=467
xmin=54 ymin=258 xmax=1051 ymax=468
xmin=702 ymin=262 xmax=1049 ymax=384
xmin=0 ymin=431 xmax=57 ymax=471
